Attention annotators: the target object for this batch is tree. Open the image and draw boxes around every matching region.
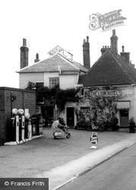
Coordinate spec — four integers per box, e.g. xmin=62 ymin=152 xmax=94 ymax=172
xmin=36 ymin=86 xmax=80 ymax=111
xmin=25 ymin=81 xmax=36 ymax=90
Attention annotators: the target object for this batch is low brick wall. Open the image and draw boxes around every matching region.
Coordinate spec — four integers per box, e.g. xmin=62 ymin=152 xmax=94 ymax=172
xmin=0 ymin=87 xmax=36 ymax=144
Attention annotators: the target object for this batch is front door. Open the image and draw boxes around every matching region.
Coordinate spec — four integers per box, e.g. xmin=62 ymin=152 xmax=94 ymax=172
xmin=66 ymin=107 xmax=74 ymax=128
xmin=120 ymin=109 xmax=129 ymax=127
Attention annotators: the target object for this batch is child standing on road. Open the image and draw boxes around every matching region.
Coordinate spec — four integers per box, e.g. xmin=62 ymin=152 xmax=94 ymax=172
xmin=90 ymin=122 xmax=98 ymax=149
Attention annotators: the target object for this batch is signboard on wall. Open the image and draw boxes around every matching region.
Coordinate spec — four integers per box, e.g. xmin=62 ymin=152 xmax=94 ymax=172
xmin=84 ymin=89 xmax=122 ymax=98
xmin=78 ymin=88 xmax=122 ymax=99
xmin=116 ymin=101 xmax=130 ymax=109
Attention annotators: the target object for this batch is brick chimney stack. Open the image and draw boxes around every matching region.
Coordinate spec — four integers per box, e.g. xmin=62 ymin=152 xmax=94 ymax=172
xmin=110 ymin=29 xmax=118 ymax=54
xmin=101 ymin=46 xmax=110 ymax=55
xmin=120 ymin=45 xmax=130 ymax=64
xmin=20 ymin=38 xmax=29 ymax=69
xmin=83 ymin=36 xmax=90 ymax=69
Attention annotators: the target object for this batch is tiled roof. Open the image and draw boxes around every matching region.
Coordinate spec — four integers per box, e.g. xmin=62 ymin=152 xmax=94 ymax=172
xmin=18 ymin=54 xmax=87 ymax=73
xmin=72 ymin=61 xmax=88 ymax=73
xmin=79 ymin=50 xmax=136 ymax=86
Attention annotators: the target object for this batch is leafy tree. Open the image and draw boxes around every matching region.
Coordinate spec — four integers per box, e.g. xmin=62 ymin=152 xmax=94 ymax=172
xmin=36 ymin=86 xmax=80 ymax=111
xmin=25 ymin=81 xmax=36 ymax=90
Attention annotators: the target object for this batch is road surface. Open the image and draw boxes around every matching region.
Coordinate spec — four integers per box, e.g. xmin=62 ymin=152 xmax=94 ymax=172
xmin=59 ymin=143 xmax=136 ymax=190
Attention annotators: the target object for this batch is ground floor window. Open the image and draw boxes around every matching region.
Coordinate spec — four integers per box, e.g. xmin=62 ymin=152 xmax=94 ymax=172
xmin=49 ymin=77 xmax=59 ymax=88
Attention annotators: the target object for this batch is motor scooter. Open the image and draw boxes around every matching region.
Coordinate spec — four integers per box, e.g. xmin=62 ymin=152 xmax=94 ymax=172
xmin=52 ymin=124 xmax=71 ymax=139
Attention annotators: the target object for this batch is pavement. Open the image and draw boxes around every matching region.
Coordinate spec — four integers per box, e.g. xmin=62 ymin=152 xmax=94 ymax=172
xmin=1 ymin=128 xmax=136 ymax=190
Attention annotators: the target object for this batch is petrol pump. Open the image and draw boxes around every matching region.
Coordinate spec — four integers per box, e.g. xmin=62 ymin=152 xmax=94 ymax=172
xmin=24 ymin=109 xmax=32 ymax=140
xmin=11 ymin=108 xmax=33 ymax=144
xmin=11 ymin=108 xmax=32 ymax=144
xmin=11 ymin=108 xmax=18 ymax=141
xmin=18 ymin=109 xmax=25 ymax=142
xmin=11 ymin=108 xmax=20 ymax=143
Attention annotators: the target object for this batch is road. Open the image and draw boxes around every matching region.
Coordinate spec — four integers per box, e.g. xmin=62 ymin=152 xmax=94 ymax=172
xmin=59 ymin=143 xmax=136 ymax=190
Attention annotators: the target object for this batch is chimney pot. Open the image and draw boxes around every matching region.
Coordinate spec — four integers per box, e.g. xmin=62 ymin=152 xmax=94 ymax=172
xmin=101 ymin=45 xmax=109 ymax=55
xmin=23 ymin=38 xmax=27 ymax=47
xmin=34 ymin=53 xmax=40 ymax=63
xmin=112 ymin=29 xmax=116 ymax=35
xmin=122 ymin=45 xmax=125 ymax=52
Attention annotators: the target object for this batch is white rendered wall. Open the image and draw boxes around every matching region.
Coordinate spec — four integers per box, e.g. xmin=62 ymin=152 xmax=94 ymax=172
xmin=19 ymin=73 xmax=44 ymax=89
xmin=60 ymin=74 xmax=79 ymax=89
xmin=20 ymin=72 xmax=79 ymax=89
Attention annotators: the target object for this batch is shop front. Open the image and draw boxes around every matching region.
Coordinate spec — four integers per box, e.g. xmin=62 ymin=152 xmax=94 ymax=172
xmin=64 ymin=85 xmax=136 ymax=130
xmin=116 ymin=101 xmax=130 ymax=127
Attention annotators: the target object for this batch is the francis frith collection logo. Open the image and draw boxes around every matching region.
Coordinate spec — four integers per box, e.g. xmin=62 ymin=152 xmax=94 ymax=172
xmin=89 ymin=9 xmax=126 ymax=31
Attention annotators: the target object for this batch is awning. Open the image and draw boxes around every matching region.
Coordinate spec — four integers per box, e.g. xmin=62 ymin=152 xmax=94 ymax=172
xmin=116 ymin=101 xmax=130 ymax=109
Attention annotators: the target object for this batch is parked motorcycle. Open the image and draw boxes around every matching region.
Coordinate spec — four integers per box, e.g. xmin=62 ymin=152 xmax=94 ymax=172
xmin=52 ymin=119 xmax=71 ymax=139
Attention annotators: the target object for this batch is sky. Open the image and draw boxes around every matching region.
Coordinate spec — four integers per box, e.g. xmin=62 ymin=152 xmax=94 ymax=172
xmin=0 ymin=0 xmax=136 ymax=88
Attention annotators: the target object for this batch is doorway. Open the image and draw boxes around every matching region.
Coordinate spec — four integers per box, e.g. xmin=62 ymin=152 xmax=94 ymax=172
xmin=66 ymin=107 xmax=75 ymax=128
xmin=120 ymin=109 xmax=129 ymax=127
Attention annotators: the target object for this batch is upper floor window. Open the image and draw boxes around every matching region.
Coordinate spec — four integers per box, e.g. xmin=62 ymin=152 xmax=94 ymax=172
xmin=49 ymin=77 xmax=59 ymax=88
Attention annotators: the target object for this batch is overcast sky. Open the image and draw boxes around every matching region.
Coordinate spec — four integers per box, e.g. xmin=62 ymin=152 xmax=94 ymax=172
xmin=0 ymin=0 xmax=135 ymax=88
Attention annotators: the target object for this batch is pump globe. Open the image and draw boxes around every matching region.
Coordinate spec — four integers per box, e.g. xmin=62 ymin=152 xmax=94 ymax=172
xmin=18 ymin=109 xmax=24 ymax=115
xmin=12 ymin=108 xmax=18 ymax=115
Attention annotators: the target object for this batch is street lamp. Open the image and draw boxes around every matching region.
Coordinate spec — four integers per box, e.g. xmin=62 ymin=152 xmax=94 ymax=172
xmin=10 ymin=93 xmax=16 ymax=116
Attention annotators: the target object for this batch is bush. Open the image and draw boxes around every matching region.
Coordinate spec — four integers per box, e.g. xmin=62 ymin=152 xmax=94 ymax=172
xmin=75 ymin=119 xmax=92 ymax=130
xmin=129 ymin=118 xmax=135 ymax=133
